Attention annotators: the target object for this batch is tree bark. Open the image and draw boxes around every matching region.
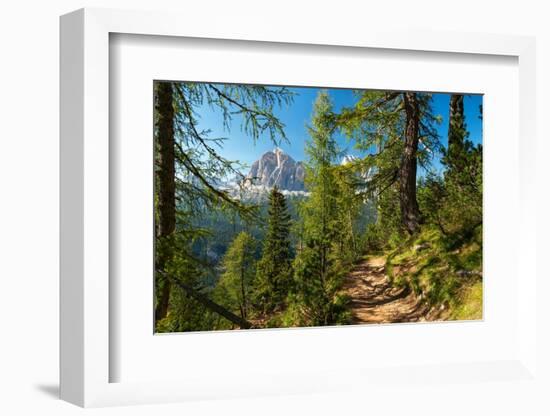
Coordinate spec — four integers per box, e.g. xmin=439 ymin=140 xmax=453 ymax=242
xmin=240 ymin=258 xmax=247 ymax=319
xmin=399 ymin=92 xmax=421 ymax=235
xmin=155 ymin=82 xmax=176 ymax=323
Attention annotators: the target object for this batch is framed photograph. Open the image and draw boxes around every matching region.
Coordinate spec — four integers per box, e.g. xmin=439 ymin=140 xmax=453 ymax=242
xmin=149 ymin=80 xmax=484 ymax=334
xmin=60 ymin=7 xmax=539 ymax=409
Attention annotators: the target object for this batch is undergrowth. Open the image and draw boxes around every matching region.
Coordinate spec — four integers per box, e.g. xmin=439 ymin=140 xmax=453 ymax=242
xmin=385 ymin=225 xmax=482 ymax=320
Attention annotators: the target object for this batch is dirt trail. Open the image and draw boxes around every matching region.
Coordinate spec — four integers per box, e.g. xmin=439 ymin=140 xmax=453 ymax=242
xmin=343 ymin=256 xmax=438 ymax=324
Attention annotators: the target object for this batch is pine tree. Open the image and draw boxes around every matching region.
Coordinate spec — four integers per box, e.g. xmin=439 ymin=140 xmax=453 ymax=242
xmin=416 ymin=95 xmax=482 ymax=237
xmin=255 ymin=186 xmax=293 ymax=312
xmin=440 ymin=94 xmax=482 ymax=234
xmin=447 ymin=94 xmax=467 ymax=168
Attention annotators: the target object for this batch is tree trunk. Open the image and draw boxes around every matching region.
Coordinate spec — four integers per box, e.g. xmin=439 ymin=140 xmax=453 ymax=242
xmin=155 ymin=82 xmax=176 ymax=323
xmin=399 ymin=92 xmax=421 ymax=235
xmin=240 ymin=258 xmax=247 ymax=319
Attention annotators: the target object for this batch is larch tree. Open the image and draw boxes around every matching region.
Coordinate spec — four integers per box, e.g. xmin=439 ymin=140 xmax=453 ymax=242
xmin=153 ymin=81 xmax=293 ymax=329
xmin=216 ymin=231 xmax=257 ymax=320
xmin=293 ymin=91 xmax=346 ymax=326
xmin=333 ymin=163 xmax=363 ymax=263
xmin=334 ymin=91 xmax=441 ymax=236
xmin=399 ymin=92 xmax=422 ymax=234
xmin=154 ymin=82 xmax=176 ymax=322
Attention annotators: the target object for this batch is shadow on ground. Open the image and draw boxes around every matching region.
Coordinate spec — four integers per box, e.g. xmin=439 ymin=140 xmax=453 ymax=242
xmin=34 ymin=383 xmax=59 ymax=399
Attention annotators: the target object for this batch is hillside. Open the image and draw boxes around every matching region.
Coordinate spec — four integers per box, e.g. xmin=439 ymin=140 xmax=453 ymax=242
xmin=385 ymin=226 xmax=482 ymax=321
xmin=342 ymin=226 xmax=482 ymax=324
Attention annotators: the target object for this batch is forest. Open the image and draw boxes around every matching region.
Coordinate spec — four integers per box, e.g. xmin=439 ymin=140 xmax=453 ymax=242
xmin=153 ymin=81 xmax=483 ymax=333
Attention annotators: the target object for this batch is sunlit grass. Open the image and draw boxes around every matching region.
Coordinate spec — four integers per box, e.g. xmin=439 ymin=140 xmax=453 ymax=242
xmin=385 ymin=225 xmax=482 ymax=317
xmin=450 ymin=281 xmax=483 ymax=320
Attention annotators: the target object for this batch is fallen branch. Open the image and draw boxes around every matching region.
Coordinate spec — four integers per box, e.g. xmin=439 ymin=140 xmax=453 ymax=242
xmin=162 ymin=272 xmax=253 ymax=329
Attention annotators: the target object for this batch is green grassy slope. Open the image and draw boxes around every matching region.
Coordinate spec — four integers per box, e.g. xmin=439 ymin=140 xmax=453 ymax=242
xmin=385 ymin=225 xmax=483 ymax=320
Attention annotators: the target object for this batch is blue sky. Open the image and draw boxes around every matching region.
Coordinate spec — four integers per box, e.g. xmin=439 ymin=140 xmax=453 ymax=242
xmin=193 ymin=85 xmax=483 ymax=176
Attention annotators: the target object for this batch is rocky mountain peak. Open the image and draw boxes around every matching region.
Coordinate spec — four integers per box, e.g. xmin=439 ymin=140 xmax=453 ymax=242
xmin=246 ymin=148 xmax=305 ymax=192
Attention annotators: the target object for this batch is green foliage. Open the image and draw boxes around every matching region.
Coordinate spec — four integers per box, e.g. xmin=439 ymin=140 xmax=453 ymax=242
xmin=154 ymin=81 xmax=293 ymax=331
xmin=334 ymin=91 xmax=441 ymax=203
xmin=255 ymin=187 xmax=294 ymax=312
xmin=155 ymin=233 xmax=223 ymax=332
xmin=332 ymin=164 xmax=365 ymax=263
xmin=442 ymin=141 xmax=482 ymax=234
xmin=377 ymin=184 xmax=405 ymax=247
xmin=451 ymin=280 xmax=483 ymax=321
xmin=290 ymin=92 xmax=353 ymax=326
xmin=155 ymin=81 xmax=483 ymax=331
xmin=215 ymin=232 xmax=258 ymax=319
xmin=363 ymin=94 xmax=482 ymax=321
xmin=166 ymin=81 xmax=294 ymax=221
xmin=363 ymin=223 xmax=385 ymax=252
xmin=418 ymin=96 xmax=482 ymax=237
xmin=292 ymin=244 xmax=350 ymax=326
xmin=386 ymin=226 xmax=482 ymax=319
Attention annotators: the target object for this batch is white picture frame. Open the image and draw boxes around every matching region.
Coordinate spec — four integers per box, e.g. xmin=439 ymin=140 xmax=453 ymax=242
xmin=60 ymin=7 xmax=539 ymax=408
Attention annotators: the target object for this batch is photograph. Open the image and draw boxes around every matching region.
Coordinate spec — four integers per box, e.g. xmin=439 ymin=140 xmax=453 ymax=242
xmin=153 ymin=81 xmax=483 ymax=333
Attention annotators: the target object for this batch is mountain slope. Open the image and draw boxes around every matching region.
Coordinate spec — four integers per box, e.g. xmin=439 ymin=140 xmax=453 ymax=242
xmin=246 ymin=147 xmax=305 ymax=191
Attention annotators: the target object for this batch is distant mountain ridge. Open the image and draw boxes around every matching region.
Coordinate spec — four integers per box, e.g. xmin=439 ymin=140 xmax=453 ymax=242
xmin=246 ymin=147 xmax=305 ymax=192
xmin=223 ymin=148 xmax=367 ymax=201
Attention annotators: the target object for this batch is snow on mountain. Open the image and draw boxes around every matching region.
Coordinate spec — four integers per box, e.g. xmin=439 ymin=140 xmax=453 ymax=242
xmin=246 ymin=147 xmax=305 ymax=192
xmin=340 ymin=154 xmax=375 ymax=182
xmin=222 ymin=150 xmax=376 ymax=201
xmin=340 ymin=154 xmax=358 ymax=165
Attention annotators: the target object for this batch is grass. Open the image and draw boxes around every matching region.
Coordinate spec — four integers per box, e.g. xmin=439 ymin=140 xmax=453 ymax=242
xmin=451 ymin=280 xmax=483 ymax=320
xmin=385 ymin=225 xmax=482 ymax=320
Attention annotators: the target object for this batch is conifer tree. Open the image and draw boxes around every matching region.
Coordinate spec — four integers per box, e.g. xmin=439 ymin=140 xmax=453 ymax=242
xmin=154 ymin=81 xmax=293 ymax=330
xmin=333 ymin=165 xmax=362 ymax=263
xmin=255 ymin=186 xmax=293 ymax=312
xmin=335 ymin=91 xmax=441 ymax=236
xmin=216 ymin=232 xmax=257 ymax=320
xmin=439 ymin=94 xmax=482 ymax=233
xmin=154 ymin=82 xmax=176 ymax=323
xmin=293 ymin=91 xmax=348 ymax=325
xmin=446 ymin=94 xmax=467 ymax=170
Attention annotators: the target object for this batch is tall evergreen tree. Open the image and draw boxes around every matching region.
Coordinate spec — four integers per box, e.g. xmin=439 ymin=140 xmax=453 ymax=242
xmin=417 ymin=94 xmax=482 ymax=236
xmin=445 ymin=94 xmax=467 ymax=172
xmin=255 ymin=186 xmax=293 ymax=312
xmin=440 ymin=94 xmax=482 ymax=233
xmin=335 ymin=91 xmax=441 ymax=236
xmin=400 ymin=92 xmax=422 ymax=234
xmin=154 ymin=82 xmax=176 ymax=322
xmin=293 ymin=91 xmax=348 ymax=326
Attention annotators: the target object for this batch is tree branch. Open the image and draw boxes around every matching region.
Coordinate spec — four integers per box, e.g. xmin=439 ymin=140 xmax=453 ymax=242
xmin=163 ymin=272 xmax=253 ymax=329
